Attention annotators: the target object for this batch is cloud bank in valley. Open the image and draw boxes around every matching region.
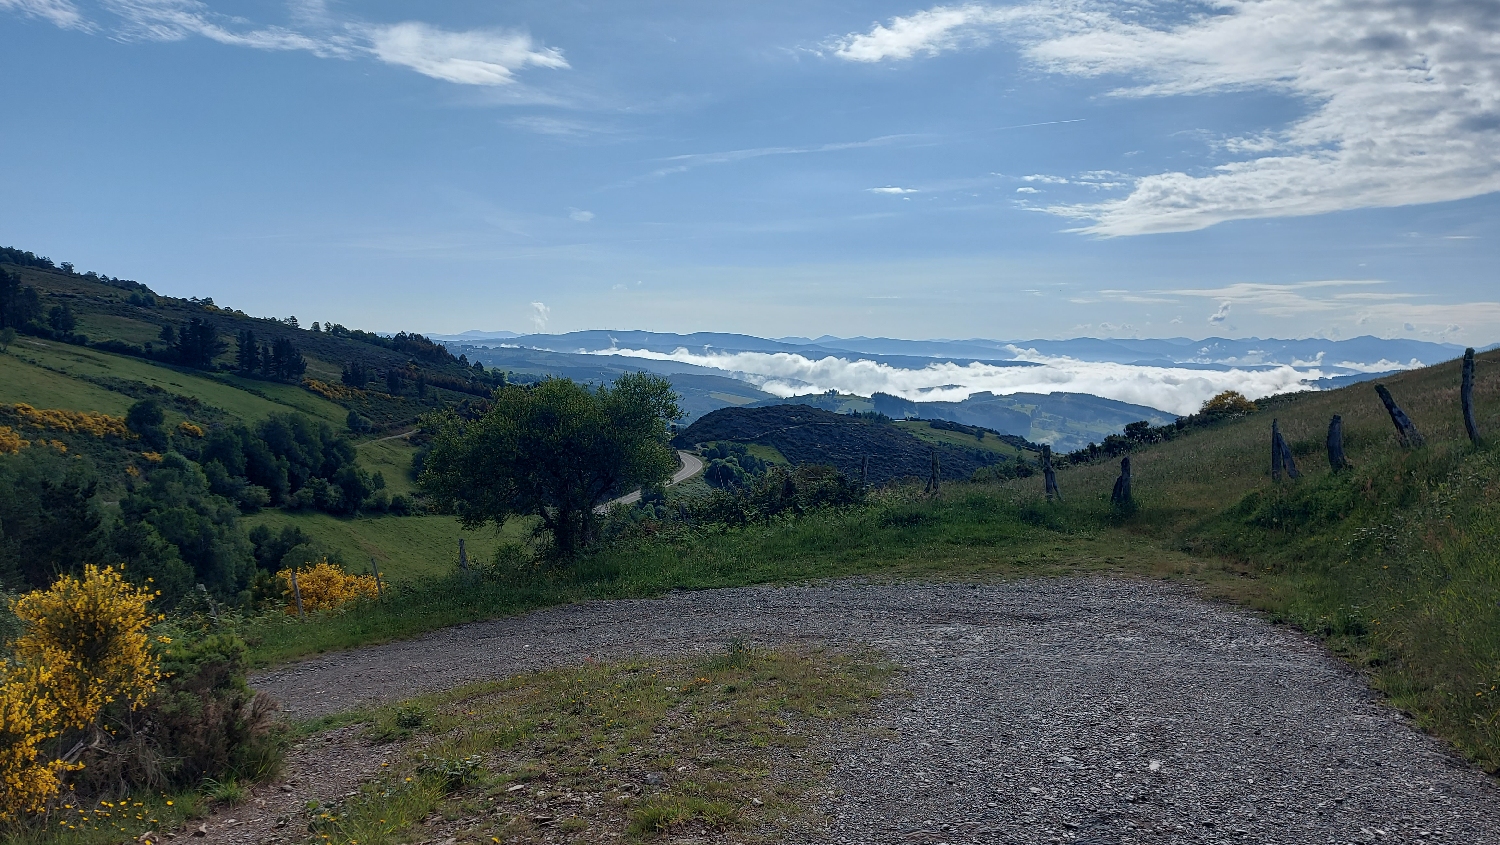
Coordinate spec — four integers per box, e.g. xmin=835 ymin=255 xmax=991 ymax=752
xmin=595 ymin=347 xmax=1331 ymax=415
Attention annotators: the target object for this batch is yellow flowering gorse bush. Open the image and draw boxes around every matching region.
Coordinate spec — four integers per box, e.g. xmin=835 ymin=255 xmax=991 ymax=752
xmin=1 ymin=566 xmax=162 ymax=823
xmin=176 ymin=421 xmax=204 ymax=437
xmin=1 ymin=404 xmax=131 ymax=439
xmin=302 ymin=378 xmax=366 ymax=401
xmin=277 ymin=559 xmax=380 ymax=615
xmin=0 ymin=661 xmax=70 ymax=823
xmin=11 ymin=565 xmax=163 ymax=726
xmin=0 ymin=425 xmax=26 ymax=454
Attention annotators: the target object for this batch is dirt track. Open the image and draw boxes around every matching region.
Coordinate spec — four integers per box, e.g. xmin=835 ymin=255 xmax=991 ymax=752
xmin=242 ymin=578 xmax=1500 ymax=844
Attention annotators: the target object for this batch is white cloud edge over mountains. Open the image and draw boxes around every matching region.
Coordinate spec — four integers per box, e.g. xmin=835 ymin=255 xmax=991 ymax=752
xmin=829 ymin=0 xmax=1500 ymax=236
xmin=3 ymin=0 xmax=567 ymax=86
xmin=588 ymin=345 xmax=1356 ymax=416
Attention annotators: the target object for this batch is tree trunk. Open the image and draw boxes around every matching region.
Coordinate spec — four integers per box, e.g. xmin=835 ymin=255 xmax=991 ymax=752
xmin=1374 ymin=384 xmax=1425 ymax=447
xmin=1110 ymin=456 xmax=1132 ymax=506
xmin=1042 ymin=445 xmax=1061 ymax=502
xmin=1463 ymin=348 xmax=1481 ymax=446
xmin=1326 ymin=415 xmax=1347 ymax=472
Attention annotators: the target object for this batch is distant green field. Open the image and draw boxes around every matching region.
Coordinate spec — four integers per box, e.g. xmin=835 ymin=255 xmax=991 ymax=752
xmin=0 ymin=349 xmax=136 ymax=414
xmin=1 ymin=338 xmax=344 ymax=423
xmin=73 ymin=312 xmax=163 ymax=346
xmin=895 ymin=420 xmax=1035 ymax=458
xmin=354 ymin=435 xmax=420 ymax=497
xmin=241 ymin=510 xmax=531 ymax=582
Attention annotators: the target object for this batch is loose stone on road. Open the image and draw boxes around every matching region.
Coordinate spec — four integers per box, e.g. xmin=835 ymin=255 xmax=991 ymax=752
xmin=252 ymin=579 xmax=1500 ymax=843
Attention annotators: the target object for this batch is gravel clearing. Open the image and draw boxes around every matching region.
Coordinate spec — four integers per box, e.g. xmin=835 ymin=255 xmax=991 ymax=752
xmin=248 ymin=578 xmax=1500 ymax=844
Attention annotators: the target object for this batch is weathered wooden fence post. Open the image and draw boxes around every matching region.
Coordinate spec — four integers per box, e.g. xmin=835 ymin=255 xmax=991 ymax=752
xmin=1327 ymin=415 xmax=1348 ymax=472
xmin=1272 ymin=420 xmax=1300 ymax=480
xmin=458 ymin=538 xmax=469 ymax=571
xmin=1463 ymin=348 xmax=1481 ymax=446
xmin=1271 ymin=420 xmax=1283 ymax=481
xmin=1042 ymin=445 xmax=1061 ymax=502
xmin=290 ymin=569 xmax=305 ymax=618
xmin=1110 ymin=455 xmax=1132 ymax=507
xmin=925 ymin=450 xmax=941 ymax=494
xmin=196 ymin=583 xmax=220 ymax=626
xmin=370 ymin=556 xmax=384 ymax=599
xmin=1374 ymin=384 xmax=1425 ymax=447
xmin=861 ymin=454 xmax=869 ymax=485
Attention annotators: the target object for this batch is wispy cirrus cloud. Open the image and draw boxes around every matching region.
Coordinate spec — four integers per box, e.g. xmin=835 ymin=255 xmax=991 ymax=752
xmin=365 ymin=21 xmax=566 ymax=86
xmin=3 ymin=0 xmax=569 ymax=87
xmin=618 ymin=134 xmax=921 ymax=186
xmin=1161 ymin=279 xmax=1500 ymax=338
xmin=0 ymin=0 xmax=86 ymax=28
xmin=828 ymin=1 xmax=1500 ymax=236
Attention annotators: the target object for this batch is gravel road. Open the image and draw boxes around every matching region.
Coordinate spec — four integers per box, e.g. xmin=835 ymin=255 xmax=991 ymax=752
xmin=251 ymin=578 xmax=1500 ymax=844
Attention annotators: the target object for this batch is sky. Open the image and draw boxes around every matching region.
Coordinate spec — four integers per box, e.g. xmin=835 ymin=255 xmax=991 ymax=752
xmin=3 ymin=0 xmax=1500 ymax=344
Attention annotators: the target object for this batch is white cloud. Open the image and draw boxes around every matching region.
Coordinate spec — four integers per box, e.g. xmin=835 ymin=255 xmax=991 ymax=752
xmin=1208 ymin=301 xmax=1231 ymax=324
xmin=592 ymin=346 xmax=1319 ymax=416
xmin=828 ymin=4 xmax=1015 ymax=62
xmin=528 ymin=301 xmax=550 ymax=332
xmin=869 ymin=186 xmax=919 ymax=194
xmin=100 ymin=0 xmax=341 ymax=53
xmin=1015 ymin=187 xmax=1038 ymax=194
xmin=0 ymin=0 xmax=86 ymax=28
xmin=4 ymin=1 xmax=568 ymax=87
xmin=830 ymin=1 xmax=1500 ymax=234
xmin=365 ymin=21 xmax=566 ymax=86
xmin=568 ymin=209 xmax=595 ymax=222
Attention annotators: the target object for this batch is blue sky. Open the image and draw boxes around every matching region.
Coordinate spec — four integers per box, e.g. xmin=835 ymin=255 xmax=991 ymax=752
xmin=3 ymin=0 xmax=1499 ymax=343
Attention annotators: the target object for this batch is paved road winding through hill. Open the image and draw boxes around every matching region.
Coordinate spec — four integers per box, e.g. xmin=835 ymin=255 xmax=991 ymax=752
xmin=249 ymin=578 xmax=1500 ymax=844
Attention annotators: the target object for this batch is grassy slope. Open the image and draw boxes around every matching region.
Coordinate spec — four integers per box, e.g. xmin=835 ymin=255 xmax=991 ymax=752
xmin=894 ymin=419 xmax=1037 ymax=458
xmin=241 ymin=510 xmax=529 ymax=582
xmin=1 ymin=338 xmax=345 ymax=424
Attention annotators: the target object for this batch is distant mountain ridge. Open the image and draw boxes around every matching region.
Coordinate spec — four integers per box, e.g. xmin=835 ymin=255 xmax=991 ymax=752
xmin=432 ymin=329 xmax=1464 ymax=373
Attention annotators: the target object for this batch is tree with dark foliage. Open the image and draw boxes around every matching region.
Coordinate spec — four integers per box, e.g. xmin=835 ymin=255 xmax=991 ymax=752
xmin=420 ymin=374 xmax=682 ymax=558
xmin=0 ymin=268 xmax=43 ymax=330
xmin=235 ymin=329 xmax=260 ymax=373
xmin=172 ymin=318 xmax=226 ymax=368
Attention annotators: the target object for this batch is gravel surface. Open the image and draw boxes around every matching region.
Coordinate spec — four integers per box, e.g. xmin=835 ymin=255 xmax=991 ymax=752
xmin=243 ymin=578 xmax=1500 ymax=844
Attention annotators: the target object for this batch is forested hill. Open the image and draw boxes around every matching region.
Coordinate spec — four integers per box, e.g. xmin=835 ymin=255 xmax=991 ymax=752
xmin=0 ymin=246 xmax=504 ymax=430
xmin=674 ymin=404 xmax=1027 ymax=485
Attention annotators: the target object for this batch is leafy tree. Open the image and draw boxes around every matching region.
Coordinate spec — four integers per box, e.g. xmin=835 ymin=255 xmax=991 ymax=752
xmin=171 ymin=318 xmax=226 ymax=368
xmin=0 ymin=327 xmax=15 ymax=351
xmin=0 ymin=268 xmax=42 ymax=330
xmin=268 ymin=337 xmax=306 ymax=381
xmin=341 ymin=360 xmax=370 ymax=388
xmin=125 ymin=398 xmax=168 ymax=451
xmin=119 ymin=453 xmax=255 ymax=598
xmin=1200 ymin=390 xmax=1258 ymax=417
xmin=385 ymin=368 xmax=405 ymax=395
xmin=235 ymin=329 xmax=260 ymax=373
xmin=420 ymin=374 xmax=682 ymax=557
xmin=46 ymin=303 xmax=75 ymax=333
xmin=0 ymin=451 xmax=107 ymax=591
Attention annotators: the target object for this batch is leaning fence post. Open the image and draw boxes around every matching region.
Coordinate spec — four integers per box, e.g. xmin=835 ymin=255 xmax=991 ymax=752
xmin=1374 ymin=384 xmax=1425 ymax=447
xmin=1042 ymin=445 xmax=1061 ymax=502
xmin=1463 ymin=348 xmax=1481 ymax=446
xmin=1271 ymin=420 xmax=1284 ymax=481
xmin=1110 ymin=455 xmax=1132 ymax=507
xmin=290 ymin=569 xmax=305 ymax=618
xmin=196 ymin=583 xmax=220 ymax=627
xmin=1327 ymin=415 xmax=1348 ymax=472
xmin=370 ymin=556 xmax=384 ymax=599
xmin=861 ymin=454 xmax=869 ymax=486
xmin=458 ymin=538 xmax=469 ymax=571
